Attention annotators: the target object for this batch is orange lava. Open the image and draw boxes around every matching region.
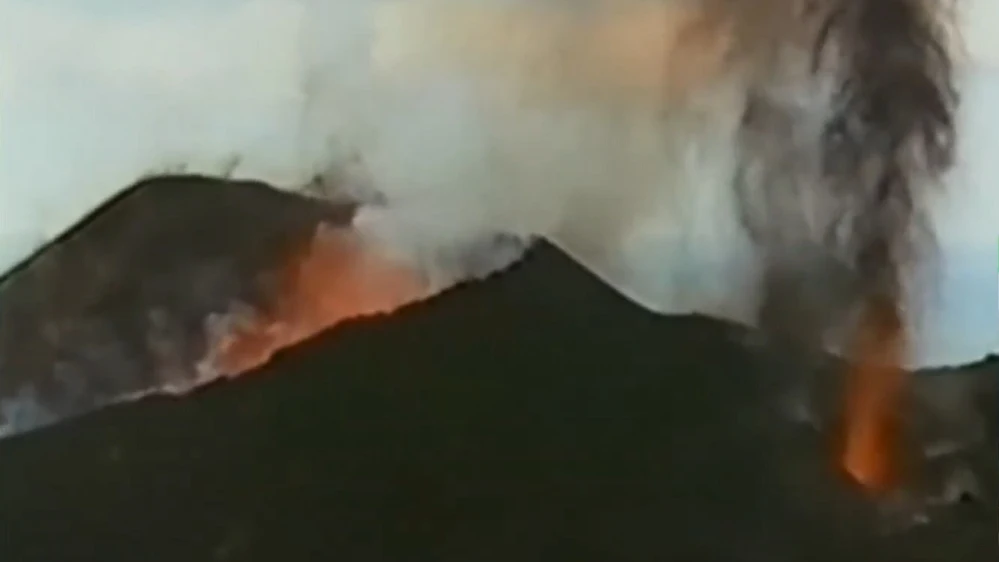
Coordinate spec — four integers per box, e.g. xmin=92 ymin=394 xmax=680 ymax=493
xmin=209 ymin=226 xmax=429 ymax=375
xmin=840 ymin=299 xmax=907 ymax=494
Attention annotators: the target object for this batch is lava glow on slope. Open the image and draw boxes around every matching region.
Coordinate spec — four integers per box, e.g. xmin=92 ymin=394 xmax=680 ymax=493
xmin=203 ymin=221 xmax=909 ymax=500
xmin=206 ymin=225 xmax=430 ymax=377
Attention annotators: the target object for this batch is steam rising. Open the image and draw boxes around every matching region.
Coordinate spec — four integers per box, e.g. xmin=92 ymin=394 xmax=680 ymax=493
xmin=0 ymin=0 xmax=996 ymax=368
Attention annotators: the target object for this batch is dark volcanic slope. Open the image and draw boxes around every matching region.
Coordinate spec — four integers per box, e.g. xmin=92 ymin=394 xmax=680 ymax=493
xmin=0 ymin=177 xmax=995 ymax=562
xmin=0 ymin=176 xmax=354 ymax=434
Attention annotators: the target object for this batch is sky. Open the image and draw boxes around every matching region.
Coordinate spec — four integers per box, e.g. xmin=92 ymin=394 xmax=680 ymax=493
xmin=0 ymin=0 xmax=308 ymax=269
xmin=0 ymin=0 xmax=996 ymax=368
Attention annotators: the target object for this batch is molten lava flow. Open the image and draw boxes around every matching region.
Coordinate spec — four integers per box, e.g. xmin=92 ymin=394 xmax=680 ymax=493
xmin=209 ymin=225 xmax=429 ymax=376
xmin=841 ymin=298 xmax=907 ymax=494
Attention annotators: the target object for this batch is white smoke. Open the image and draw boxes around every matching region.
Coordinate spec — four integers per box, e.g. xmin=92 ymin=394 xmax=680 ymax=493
xmin=0 ymin=0 xmax=995 ymax=369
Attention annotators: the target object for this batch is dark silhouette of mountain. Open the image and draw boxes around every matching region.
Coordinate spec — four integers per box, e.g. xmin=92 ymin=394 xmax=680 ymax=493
xmin=0 ymin=176 xmax=994 ymax=561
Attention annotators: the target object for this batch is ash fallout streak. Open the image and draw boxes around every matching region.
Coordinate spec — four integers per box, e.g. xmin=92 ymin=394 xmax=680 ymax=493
xmin=729 ymin=0 xmax=958 ymax=492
